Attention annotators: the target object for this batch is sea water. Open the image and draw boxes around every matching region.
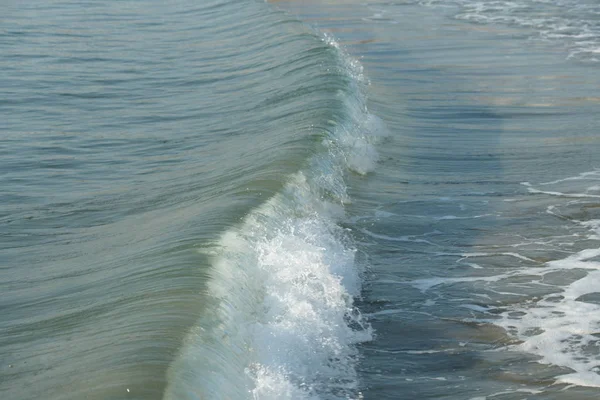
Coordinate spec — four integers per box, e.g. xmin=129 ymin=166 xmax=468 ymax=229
xmin=2 ymin=0 xmax=600 ymax=399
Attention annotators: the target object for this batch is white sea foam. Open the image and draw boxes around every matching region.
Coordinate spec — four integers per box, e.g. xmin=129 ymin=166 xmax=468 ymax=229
xmin=360 ymin=228 xmax=440 ymax=246
xmin=417 ymin=0 xmax=600 ymax=62
xmin=405 ymin=172 xmax=600 ymax=387
xmin=414 ymin=239 xmax=600 ymax=387
xmin=467 ymin=388 xmax=543 ymax=400
xmin=539 ymin=169 xmax=600 ymax=185
xmin=164 ymin=34 xmax=384 ymax=400
xmin=497 ymin=173 xmax=600 ymax=388
xmin=497 ymin=271 xmax=600 ymax=386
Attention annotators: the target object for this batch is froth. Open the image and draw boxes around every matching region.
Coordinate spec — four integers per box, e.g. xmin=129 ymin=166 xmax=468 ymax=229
xmin=248 ymin=182 xmax=372 ymax=398
xmin=499 ymin=174 xmax=600 ymax=388
xmin=407 ymin=171 xmax=600 ymax=388
xmin=164 ymin=33 xmax=383 ymax=399
xmin=338 ymin=113 xmax=389 ymax=175
xmin=419 ymin=0 xmax=600 ymax=62
xmin=164 ymin=171 xmax=373 ymax=399
xmin=322 ymin=36 xmax=389 ymax=176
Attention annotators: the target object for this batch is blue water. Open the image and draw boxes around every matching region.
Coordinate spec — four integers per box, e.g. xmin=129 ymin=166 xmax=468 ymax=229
xmin=2 ymin=0 xmax=600 ymax=399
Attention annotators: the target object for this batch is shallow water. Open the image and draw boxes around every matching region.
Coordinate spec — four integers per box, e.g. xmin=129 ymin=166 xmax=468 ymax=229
xmin=3 ymin=0 xmax=600 ymax=399
xmin=275 ymin=0 xmax=600 ymax=398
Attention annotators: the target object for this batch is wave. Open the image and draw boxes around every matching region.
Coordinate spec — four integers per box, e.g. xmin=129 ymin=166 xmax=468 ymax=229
xmin=162 ymin=17 xmax=388 ymax=400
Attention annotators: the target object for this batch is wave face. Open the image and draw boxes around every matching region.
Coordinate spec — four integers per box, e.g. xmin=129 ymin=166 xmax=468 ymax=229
xmin=1 ymin=0 xmax=385 ymax=398
xmin=162 ymin=24 xmax=387 ymax=400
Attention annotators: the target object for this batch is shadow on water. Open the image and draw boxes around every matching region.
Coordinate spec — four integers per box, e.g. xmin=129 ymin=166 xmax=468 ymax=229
xmin=352 ymin=65 xmax=512 ymax=399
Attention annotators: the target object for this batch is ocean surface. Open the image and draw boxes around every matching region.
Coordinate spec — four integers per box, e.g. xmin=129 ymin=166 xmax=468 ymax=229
xmin=2 ymin=0 xmax=600 ymax=399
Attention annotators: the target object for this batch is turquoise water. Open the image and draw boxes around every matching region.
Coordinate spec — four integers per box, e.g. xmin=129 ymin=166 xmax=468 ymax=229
xmin=2 ymin=0 xmax=600 ymax=399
